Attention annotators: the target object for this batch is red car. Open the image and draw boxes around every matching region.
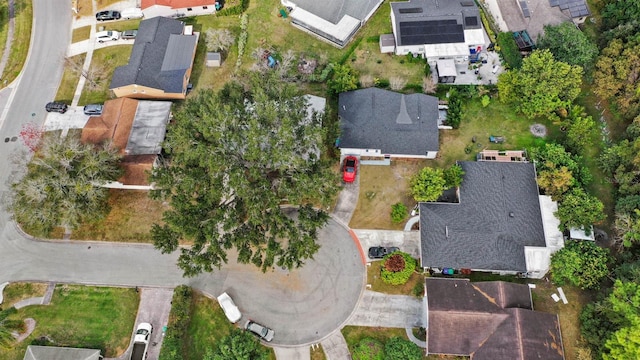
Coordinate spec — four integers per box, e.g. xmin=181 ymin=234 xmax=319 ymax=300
xmin=342 ymin=156 xmax=358 ymax=183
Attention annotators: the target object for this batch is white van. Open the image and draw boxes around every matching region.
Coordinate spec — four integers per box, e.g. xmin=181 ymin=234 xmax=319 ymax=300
xmin=121 ymin=8 xmax=144 ymax=20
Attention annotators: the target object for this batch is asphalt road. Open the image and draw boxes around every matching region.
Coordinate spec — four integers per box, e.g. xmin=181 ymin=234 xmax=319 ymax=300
xmin=0 ymin=0 xmax=366 ymax=347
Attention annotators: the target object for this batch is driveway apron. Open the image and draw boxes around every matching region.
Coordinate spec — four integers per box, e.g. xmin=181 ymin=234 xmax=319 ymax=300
xmin=347 ymin=290 xmax=426 ymax=328
xmin=321 ymin=331 xmax=351 ymax=360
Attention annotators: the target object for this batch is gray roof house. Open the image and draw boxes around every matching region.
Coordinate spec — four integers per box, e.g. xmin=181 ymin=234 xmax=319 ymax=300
xmin=425 ymin=278 xmax=565 ymax=359
xmin=24 ymin=345 xmax=102 ymax=360
xmin=110 ymin=17 xmax=198 ymax=100
xmin=338 ymin=88 xmax=439 ymax=159
xmin=389 ymin=0 xmax=487 ymax=62
xmin=286 ymin=0 xmax=384 ymax=47
xmin=420 ymin=161 xmax=564 ymax=278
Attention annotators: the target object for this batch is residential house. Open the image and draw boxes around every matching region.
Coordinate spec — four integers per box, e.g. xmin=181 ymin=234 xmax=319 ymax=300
xmin=282 ymin=0 xmax=384 ymax=48
xmin=338 ymin=88 xmax=439 ymax=159
xmin=487 ymin=0 xmax=590 ymax=42
xmin=419 ymin=161 xmax=564 ymax=278
xmin=81 ymin=98 xmax=172 ymax=187
xmin=425 ymin=278 xmax=565 ymax=359
xmin=24 ymin=345 xmax=102 ymax=360
xmin=386 ymin=0 xmax=487 ymax=72
xmin=141 ymin=0 xmax=218 ymax=18
xmin=110 ymin=17 xmax=198 ymax=100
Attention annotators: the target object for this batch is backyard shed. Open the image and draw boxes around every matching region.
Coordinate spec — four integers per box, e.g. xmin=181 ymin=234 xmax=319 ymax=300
xmin=206 ymin=52 xmax=221 ymax=67
xmin=436 ymin=59 xmax=457 ymax=83
xmin=379 ymin=34 xmax=395 ymax=53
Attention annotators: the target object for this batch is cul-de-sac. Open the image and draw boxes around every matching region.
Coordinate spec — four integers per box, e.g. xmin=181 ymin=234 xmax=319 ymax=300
xmin=0 ymin=0 xmax=637 ymax=359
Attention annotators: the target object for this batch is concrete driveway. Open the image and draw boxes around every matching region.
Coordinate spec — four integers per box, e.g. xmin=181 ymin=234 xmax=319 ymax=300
xmin=347 ymin=290 xmax=426 ymax=328
xmin=332 ymin=158 xmax=360 ymax=227
xmin=353 ymin=229 xmax=421 ymax=261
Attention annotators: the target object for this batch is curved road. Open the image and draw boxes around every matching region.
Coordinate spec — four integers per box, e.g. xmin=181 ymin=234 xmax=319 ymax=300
xmin=0 ymin=0 xmax=365 ymax=347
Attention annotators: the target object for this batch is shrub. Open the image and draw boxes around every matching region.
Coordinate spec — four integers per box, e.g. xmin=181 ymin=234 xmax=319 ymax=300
xmin=446 ymin=89 xmax=463 ymax=129
xmin=352 ymin=337 xmax=384 ymax=360
xmin=481 ymin=95 xmax=491 ymax=107
xmin=159 ymin=285 xmax=193 ymax=360
xmin=497 ymin=32 xmax=522 ymax=69
xmin=424 ymin=62 xmax=431 ymax=76
xmin=374 ymin=78 xmax=390 ymax=88
xmin=391 ymin=203 xmax=408 ymax=223
xmin=412 ymin=281 xmax=424 ymax=297
xmin=385 ymin=337 xmax=423 ymax=360
xmin=382 ymin=252 xmax=417 ymax=285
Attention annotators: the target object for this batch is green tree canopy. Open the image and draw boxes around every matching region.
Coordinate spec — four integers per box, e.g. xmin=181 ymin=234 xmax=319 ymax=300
xmin=550 ymin=240 xmax=609 ymax=290
xmin=555 ymin=187 xmax=606 ymax=233
xmin=328 ymin=64 xmax=358 ymax=94
xmin=498 ymin=49 xmax=583 ymax=119
xmin=410 ymin=167 xmax=446 ymax=202
xmin=10 ymin=135 xmax=122 ymax=236
xmin=531 ymin=143 xmax=591 ymax=186
xmin=594 ymin=38 xmax=640 ymax=119
xmin=150 ymin=72 xmax=339 ymax=276
xmin=602 ymin=0 xmax=640 ymax=30
xmin=204 ymin=329 xmax=268 ymax=360
xmin=537 ymin=22 xmax=598 ymax=70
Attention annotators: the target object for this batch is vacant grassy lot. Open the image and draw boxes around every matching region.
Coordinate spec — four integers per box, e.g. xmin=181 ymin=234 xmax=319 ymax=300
xmin=0 ymin=0 xmax=32 ymax=84
xmin=68 ymin=190 xmax=168 ymax=242
xmin=368 ymin=260 xmax=424 ymax=296
xmin=350 ymin=159 xmax=428 ymax=229
xmin=531 ymin=281 xmax=593 ymax=360
xmin=185 ymin=291 xmax=275 ymax=360
xmin=78 ymin=45 xmax=132 ymax=105
xmin=0 ymin=285 xmax=138 ymax=360
xmin=1 ymin=282 xmax=47 ymax=308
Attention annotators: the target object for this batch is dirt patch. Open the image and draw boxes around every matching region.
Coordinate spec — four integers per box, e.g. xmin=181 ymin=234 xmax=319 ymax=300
xmin=13 ymin=318 xmax=36 ymax=343
xmin=530 ymin=124 xmax=547 ymax=137
xmin=350 ymin=159 xmax=428 ymax=230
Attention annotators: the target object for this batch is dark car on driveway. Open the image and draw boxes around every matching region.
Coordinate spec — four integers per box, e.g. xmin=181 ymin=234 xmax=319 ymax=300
xmin=121 ymin=29 xmax=138 ymax=40
xmin=245 ymin=320 xmax=274 ymax=342
xmin=96 ymin=10 xmax=121 ymax=21
xmin=45 ymin=102 xmax=68 ymax=113
xmin=83 ymin=104 xmax=103 ymax=116
xmin=368 ymin=246 xmax=400 ymax=259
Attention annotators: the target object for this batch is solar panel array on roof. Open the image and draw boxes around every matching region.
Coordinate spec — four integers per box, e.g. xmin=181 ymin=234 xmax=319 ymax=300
xmin=399 ymin=7 xmax=423 ymax=14
xmin=550 ymin=0 xmax=590 ymax=18
xmin=464 ymin=16 xmax=478 ymax=26
xmin=399 ymin=20 xmax=464 ymax=45
xmin=519 ymin=1 xmax=530 ymax=17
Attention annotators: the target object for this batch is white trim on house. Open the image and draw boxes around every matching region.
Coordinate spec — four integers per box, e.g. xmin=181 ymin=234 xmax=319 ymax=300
xmin=339 ymin=148 xmax=436 ymax=159
xmin=289 ymin=7 xmax=361 ymax=48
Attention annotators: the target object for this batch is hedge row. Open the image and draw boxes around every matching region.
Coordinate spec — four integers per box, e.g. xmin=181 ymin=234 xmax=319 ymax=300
xmin=497 ymin=32 xmax=522 ymax=69
xmin=158 ymin=285 xmax=193 ymax=360
xmin=216 ymin=0 xmax=250 ymax=16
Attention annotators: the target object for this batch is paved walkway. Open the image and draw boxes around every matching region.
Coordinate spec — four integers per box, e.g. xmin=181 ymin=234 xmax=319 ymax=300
xmin=0 ymin=0 xmax=15 ymax=79
xmin=321 ymin=331 xmax=351 ymax=360
xmin=273 ymin=346 xmax=311 ymax=360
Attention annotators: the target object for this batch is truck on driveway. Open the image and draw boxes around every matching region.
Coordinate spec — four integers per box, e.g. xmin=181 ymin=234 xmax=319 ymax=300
xmin=131 ymin=322 xmax=153 ymax=360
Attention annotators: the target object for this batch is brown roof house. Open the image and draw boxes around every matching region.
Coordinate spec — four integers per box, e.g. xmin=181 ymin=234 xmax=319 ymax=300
xmin=81 ymin=98 xmax=172 ymax=188
xmin=425 ymin=278 xmax=565 ymax=360
xmin=110 ymin=17 xmax=198 ymax=100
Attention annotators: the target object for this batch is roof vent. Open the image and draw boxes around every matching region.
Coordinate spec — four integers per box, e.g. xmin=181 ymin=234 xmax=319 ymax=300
xmin=445 ymin=226 xmax=449 ymax=238
xmin=509 ymin=212 xmax=515 ymax=218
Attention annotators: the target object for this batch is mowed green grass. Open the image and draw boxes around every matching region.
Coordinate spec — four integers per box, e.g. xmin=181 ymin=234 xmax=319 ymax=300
xmin=0 ymin=0 xmax=32 ymax=84
xmin=0 ymin=285 xmax=139 ymax=360
xmin=78 ymin=45 xmax=132 ymax=105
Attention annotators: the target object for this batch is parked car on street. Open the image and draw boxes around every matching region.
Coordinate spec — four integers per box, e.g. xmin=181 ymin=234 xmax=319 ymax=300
xmin=83 ymin=104 xmax=103 ymax=115
xmin=217 ymin=292 xmax=241 ymax=323
xmin=96 ymin=10 xmax=121 ymax=21
xmin=368 ymin=246 xmax=400 ymax=259
xmin=245 ymin=320 xmax=274 ymax=342
xmin=121 ymin=30 xmax=138 ymax=40
xmin=96 ymin=30 xmax=119 ymax=43
xmin=342 ymin=155 xmax=358 ymax=183
xmin=45 ymin=102 xmax=68 ymax=113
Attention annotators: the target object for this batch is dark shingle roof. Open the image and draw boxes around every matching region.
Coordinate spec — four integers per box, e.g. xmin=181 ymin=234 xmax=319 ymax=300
xmin=425 ymin=278 xmax=564 ymax=360
xmin=338 ymin=88 xmax=439 ymax=156
xmin=392 ymin=0 xmax=481 ymax=46
xmin=420 ymin=161 xmax=545 ymax=272
xmin=289 ymin=0 xmax=383 ymax=24
xmin=110 ymin=17 xmax=196 ymax=94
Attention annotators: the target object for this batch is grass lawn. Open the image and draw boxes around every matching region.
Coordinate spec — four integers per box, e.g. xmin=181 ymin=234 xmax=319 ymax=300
xmin=185 ymin=291 xmax=275 ymax=360
xmin=311 ymin=346 xmax=326 ymax=360
xmin=0 ymin=6 xmax=8 ymax=73
xmin=342 ymin=325 xmax=408 ymax=351
xmin=350 ymin=160 xmax=428 ymax=229
xmin=55 ymin=53 xmax=85 ymax=104
xmin=65 ymin=190 xmax=169 ymax=242
xmin=367 ymin=261 xmax=424 ymax=296
xmin=78 ymin=45 xmax=132 ymax=106
xmin=72 ymin=25 xmax=91 ymax=43
xmin=0 ymin=0 xmax=32 ymax=85
xmin=530 ymin=280 xmax=593 ymax=360
xmin=0 ymin=285 xmax=138 ymax=360
xmin=1 ymin=282 xmax=48 ymax=308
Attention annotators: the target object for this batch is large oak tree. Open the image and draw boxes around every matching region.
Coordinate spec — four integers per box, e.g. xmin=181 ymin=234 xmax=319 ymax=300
xmin=150 ymin=72 xmax=338 ymax=276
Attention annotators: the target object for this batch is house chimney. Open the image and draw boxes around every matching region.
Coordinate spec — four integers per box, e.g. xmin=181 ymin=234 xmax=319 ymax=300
xmin=445 ymin=226 xmax=449 ymax=238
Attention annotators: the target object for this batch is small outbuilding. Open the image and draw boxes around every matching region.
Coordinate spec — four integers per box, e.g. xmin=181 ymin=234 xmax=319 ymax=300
xmin=379 ymin=34 xmax=395 ymax=53
xmin=436 ymin=59 xmax=457 ymax=84
xmin=206 ymin=52 xmax=221 ymax=67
